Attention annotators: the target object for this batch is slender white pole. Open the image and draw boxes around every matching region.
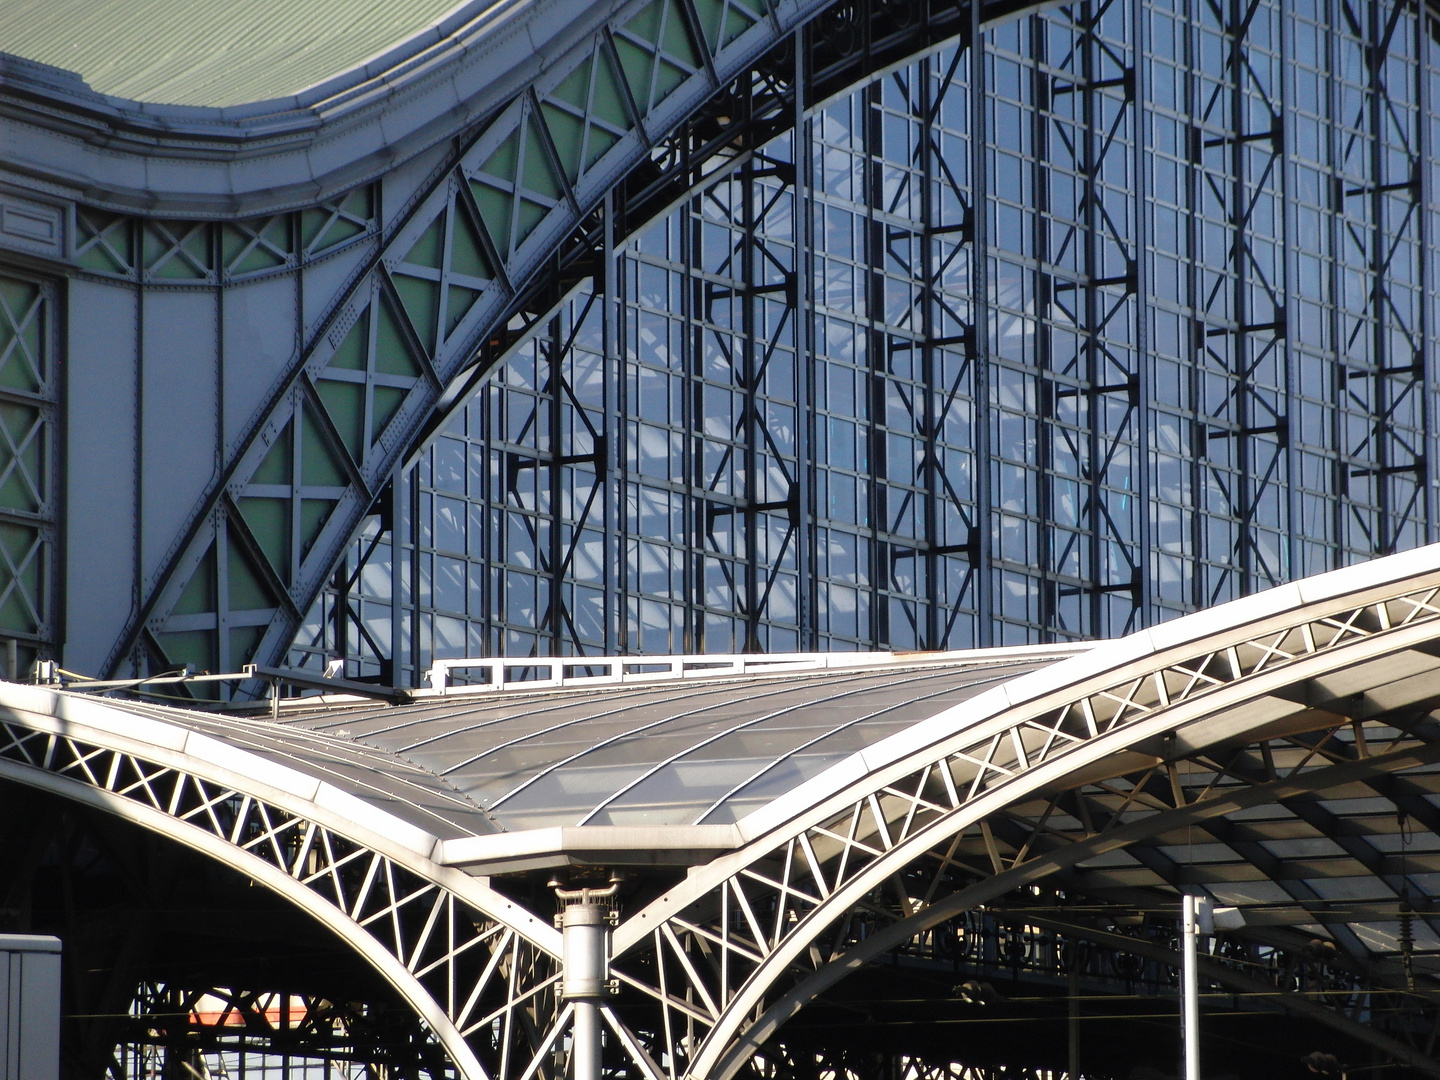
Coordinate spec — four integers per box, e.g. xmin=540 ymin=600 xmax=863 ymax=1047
xmin=572 ymin=1001 xmax=601 ymax=1080
xmin=1182 ymin=896 xmax=1202 ymax=1080
xmin=557 ymin=883 xmax=619 ymax=1080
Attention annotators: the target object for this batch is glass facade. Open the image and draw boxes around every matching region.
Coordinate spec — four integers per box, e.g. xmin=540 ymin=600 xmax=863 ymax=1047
xmin=293 ymin=0 xmax=1440 ymax=684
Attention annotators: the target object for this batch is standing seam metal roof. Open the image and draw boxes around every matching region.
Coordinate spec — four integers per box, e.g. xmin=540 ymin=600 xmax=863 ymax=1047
xmin=0 ymin=0 xmax=471 ymax=107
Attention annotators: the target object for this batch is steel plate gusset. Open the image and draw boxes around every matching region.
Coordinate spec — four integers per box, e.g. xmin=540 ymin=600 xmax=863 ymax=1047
xmin=608 ymin=570 xmax=1440 ymax=1080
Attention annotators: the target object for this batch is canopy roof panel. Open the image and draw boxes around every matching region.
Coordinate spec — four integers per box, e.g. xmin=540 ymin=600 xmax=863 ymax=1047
xmin=0 ymin=0 xmax=468 ymax=106
xmin=279 ymin=648 xmax=1079 ymax=832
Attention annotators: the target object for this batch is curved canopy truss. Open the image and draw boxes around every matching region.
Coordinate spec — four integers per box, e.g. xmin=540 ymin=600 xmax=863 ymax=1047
xmin=6 ymin=548 xmax=1440 ymax=1076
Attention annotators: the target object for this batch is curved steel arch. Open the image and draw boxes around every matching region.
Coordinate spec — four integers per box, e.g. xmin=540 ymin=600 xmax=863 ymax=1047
xmin=0 ymin=685 xmax=573 ymax=1080
xmin=102 ymin=0 xmax=1018 ymax=680
xmin=606 ymin=545 xmax=1440 ymax=1079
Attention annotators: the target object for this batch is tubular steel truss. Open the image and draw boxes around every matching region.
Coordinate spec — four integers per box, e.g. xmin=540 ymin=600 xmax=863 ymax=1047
xmin=12 ymin=555 xmax=1440 ymax=1077
xmin=0 ymin=715 xmax=564 ymax=1080
xmin=605 ymin=568 xmax=1440 ymax=1080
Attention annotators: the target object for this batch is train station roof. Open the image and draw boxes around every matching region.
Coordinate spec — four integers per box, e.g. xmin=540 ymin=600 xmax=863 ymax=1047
xmin=0 ymin=0 xmax=468 ymax=106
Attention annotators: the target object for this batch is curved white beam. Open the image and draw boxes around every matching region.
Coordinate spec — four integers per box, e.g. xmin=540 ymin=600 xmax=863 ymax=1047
xmin=605 ymin=545 xmax=1440 ymax=1078
xmin=0 ymin=755 xmax=494 ymax=1080
xmin=0 ymin=681 xmax=559 ymax=955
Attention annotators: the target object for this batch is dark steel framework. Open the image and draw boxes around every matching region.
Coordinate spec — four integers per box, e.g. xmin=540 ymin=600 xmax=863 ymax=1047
xmin=288 ymin=0 xmax=1440 ymax=686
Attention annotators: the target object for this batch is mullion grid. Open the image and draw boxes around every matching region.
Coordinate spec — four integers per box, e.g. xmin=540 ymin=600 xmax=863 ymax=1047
xmin=812 ymin=90 xmax=879 ymax=649
xmin=694 ymin=147 xmax=803 ymax=652
xmin=1333 ymin=0 xmax=1426 ymax=562
xmin=294 ymin=0 xmax=1440 ymax=675
xmin=626 ymin=214 xmax=694 ymax=653
xmin=871 ymin=68 xmax=940 ymax=648
xmin=1288 ymin=0 xmax=1342 ymax=579
xmin=1190 ymin=0 xmax=1289 ymax=604
xmin=985 ymin=6 xmax=1141 ymax=643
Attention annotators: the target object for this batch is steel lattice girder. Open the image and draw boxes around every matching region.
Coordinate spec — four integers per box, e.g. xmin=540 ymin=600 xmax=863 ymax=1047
xmin=99 ymin=0 xmax=1045 ymax=681
xmin=605 ymin=545 xmax=1440 ymax=1080
xmin=2 ymin=548 xmax=1440 ymax=1075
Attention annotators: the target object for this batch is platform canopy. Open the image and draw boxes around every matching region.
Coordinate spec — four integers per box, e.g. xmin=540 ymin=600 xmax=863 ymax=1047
xmin=8 ymin=547 xmax=1440 ymax=1079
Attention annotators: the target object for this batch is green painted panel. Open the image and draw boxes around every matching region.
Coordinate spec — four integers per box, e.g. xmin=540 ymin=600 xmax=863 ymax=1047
xmin=624 ymin=1 xmax=664 ymax=47
xmin=692 ymin=0 xmax=757 ymax=50
xmin=229 ymin=625 xmax=265 ymax=667
xmin=300 ymin=206 xmax=360 ymax=251
xmin=375 ymin=294 xmax=423 ymax=377
xmin=480 ymin=130 xmax=520 ymax=183
xmin=393 ymin=273 xmax=439 ymax=349
xmin=300 ymin=408 xmax=347 ymax=487
xmin=317 ymin=378 xmax=366 ymax=462
xmin=252 ymin=424 xmax=293 ymax=485
xmin=221 ymin=217 xmax=291 ymax=274
xmin=550 ymin=59 xmax=592 ymax=110
xmin=654 ymin=56 xmax=689 ymax=99
xmin=300 ymin=499 xmax=336 ymax=555
xmin=450 ymin=208 xmax=493 ymax=280
xmin=227 ymin=531 xmax=275 ymax=611
xmin=173 ymin=544 xmax=216 ymax=617
xmin=590 ymin=47 xmax=632 ymax=131
xmin=0 ymin=278 xmax=42 ymax=393
xmin=663 ymin=0 xmax=700 ymax=63
xmin=157 ymin=630 xmax=216 ymax=676
xmin=75 ymin=212 xmax=133 ymax=274
xmin=522 ymin=122 xmax=563 ymax=200
xmin=144 ymin=222 xmax=212 ymax=279
xmin=541 ymin=103 xmax=586 ymax=184
xmin=329 ymin=311 xmax=368 ymax=371
xmin=372 ymin=385 xmax=407 ymax=442
xmin=0 ymin=402 xmax=42 ymax=514
xmin=238 ymin=496 xmax=290 ymax=580
xmin=444 ymin=284 xmax=483 ymax=338
xmin=469 ymin=181 xmax=514 ymax=259
xmin=614 ymin=38 xmax=657 ymax=113
xmin=516 ymin=199 xmax=548 ymax=245
xmin=403 ymin=213 xmax=445 ymax=269
xmin=0 ymin=522 xmax=40 ymax=635
xmin=300 ymin=188 xmax=373 ymax=255
xmin=584 ymin=126 xmax=621 ymax=172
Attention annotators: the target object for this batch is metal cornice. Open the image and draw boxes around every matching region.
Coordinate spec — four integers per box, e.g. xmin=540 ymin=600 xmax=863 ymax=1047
xmin=0 ymin=0 xmax=630 ymax=217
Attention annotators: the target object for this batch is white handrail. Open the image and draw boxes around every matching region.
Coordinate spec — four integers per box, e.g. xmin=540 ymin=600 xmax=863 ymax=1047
xmin=421 ymin=644 xmax=1089 ymax=697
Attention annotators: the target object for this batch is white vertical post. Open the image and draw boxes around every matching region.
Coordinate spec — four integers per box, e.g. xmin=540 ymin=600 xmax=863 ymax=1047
xmin=1182 ymin=895 xmax=1212 ymax=1080
xmin=557 ymin=884 xmax=619 ymax=1080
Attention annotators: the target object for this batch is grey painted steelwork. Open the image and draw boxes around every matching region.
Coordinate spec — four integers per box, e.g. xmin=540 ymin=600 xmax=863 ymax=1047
xmin=306 ymin=0 xmax=1440 ymax=684
xmin=8 ymin=0 xmax=986 ymax=684
xmin=4 ymin=0 xmax=1427 ymax=688
xmin=0 ymin=935 xmax=60 ymax=1080
xmin=1 ymin=547 xmax=1440 ymax=1076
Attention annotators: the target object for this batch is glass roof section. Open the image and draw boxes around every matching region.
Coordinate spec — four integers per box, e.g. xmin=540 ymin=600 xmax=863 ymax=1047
xmin=281 ymin=651 xmax=1075 ymax=831
xmin=0 ymin=0 xmax=466 ymax=107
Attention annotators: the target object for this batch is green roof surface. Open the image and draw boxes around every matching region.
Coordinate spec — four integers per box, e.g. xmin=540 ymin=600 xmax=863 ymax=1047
xmin=0 ymin=0 xmax=468 ymax=107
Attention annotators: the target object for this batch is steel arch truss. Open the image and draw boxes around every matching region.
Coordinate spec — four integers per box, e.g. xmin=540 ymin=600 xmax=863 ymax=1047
xmin=0 ymin=711 xmax=573 ymax=1080
xmin=607 ymin=565 xmax=1440 ymax=1080
xmin=106 ymin=0 xmax=822 ymax=681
